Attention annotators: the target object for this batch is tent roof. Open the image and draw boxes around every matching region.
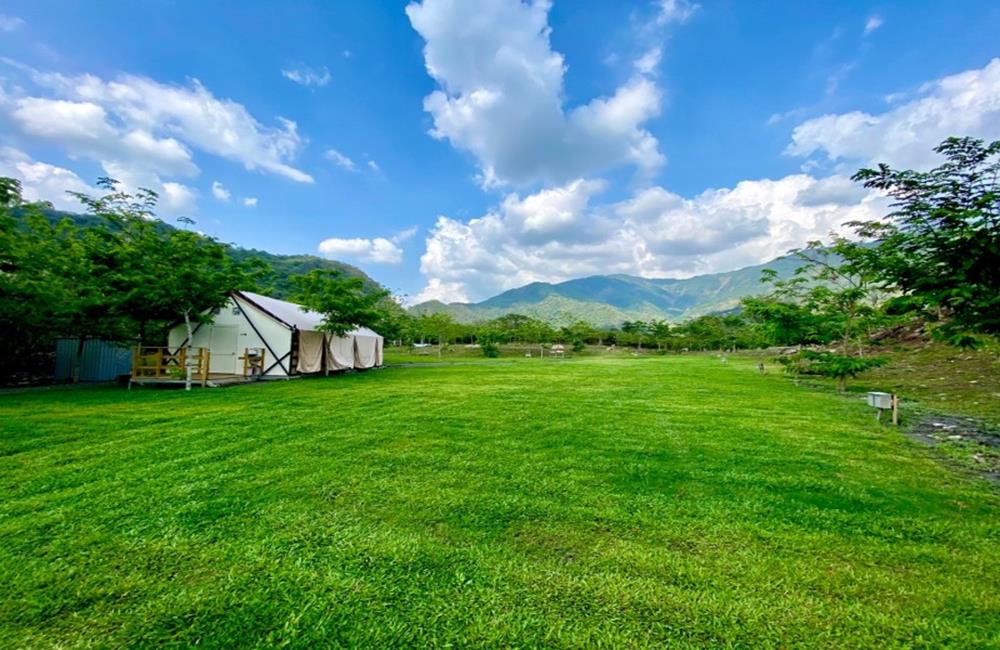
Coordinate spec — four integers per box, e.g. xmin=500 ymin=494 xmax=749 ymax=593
xmin=235 ymin=291 xmax=382 ymax=339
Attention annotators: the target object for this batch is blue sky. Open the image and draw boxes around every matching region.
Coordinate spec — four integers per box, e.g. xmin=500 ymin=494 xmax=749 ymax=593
xmin=2 ymin=1 xmax=999 ymax=303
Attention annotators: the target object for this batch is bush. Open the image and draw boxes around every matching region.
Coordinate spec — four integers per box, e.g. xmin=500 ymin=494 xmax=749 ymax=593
xmin=571 ymin=339 xmax=585 ymax=353
xmin=792 ymin=350 xmax=888 ymax=391
xmin=481 ymin=341 xmax=500 ymax=358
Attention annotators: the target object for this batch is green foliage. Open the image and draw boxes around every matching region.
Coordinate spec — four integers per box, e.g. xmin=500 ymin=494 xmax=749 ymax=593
xmin=851 ymin=136 xmax=1000 ymax=336
xmin=290 ymin=268 xmax=389 ymax=336
xmin=1 ymin=358 xmax=998 ymax=646
xmin=792 ymin=350 xmax=888 ymax=390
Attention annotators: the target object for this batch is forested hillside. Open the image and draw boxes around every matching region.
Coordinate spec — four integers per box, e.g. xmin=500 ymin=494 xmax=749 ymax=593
xmin=36 ymin=208 xmax=379 ymax=299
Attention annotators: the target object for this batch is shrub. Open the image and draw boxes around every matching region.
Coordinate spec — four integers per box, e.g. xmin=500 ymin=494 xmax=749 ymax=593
xmin=797 ymin=350 xmax=887 ymax=391
xmin=481 ymin=341 xmax=500 ymax=358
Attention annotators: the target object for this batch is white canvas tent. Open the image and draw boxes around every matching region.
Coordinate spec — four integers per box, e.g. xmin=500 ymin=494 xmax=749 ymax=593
xmin=166 ymin=291 xmax=384 ymax=378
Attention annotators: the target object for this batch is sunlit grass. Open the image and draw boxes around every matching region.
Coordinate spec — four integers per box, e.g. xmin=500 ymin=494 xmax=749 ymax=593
xmin=1 ymin=356 xmax=998 ymax=647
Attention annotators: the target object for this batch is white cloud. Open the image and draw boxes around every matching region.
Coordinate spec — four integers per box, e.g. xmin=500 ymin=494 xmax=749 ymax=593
xmin=412 ymin=278 xmax=470 ymax=304
xmin=406 ymin=0 xmax=663 ymax=187
xmin=655 ymin=0 xmax=698 ymax=26
xmin=0 ymin=145 xmax=196 ymax=217
xmin=787 ymin=58 xmax=1000 ymax=170
xmin=325 ymin=148 xmax=357 ymax=171
xmin=281 ymin=65 xmax=332 ymax=88
xmin=0 ymin=147 xmax=94 ymax=211
xmin=6 ymin=66 xmax=313 ymax=183
xmin=11 ymin=97 xmax=197 ymax=177
xmin=367 ymin=159 xmax=380 ymax=172
xmin=160 ymin=182 xmax=198 ymax=215
xmin=416 ymin=174 xmax=884 ymax=302
xmin=243 ymin=197 xmax=258 ymax=207
xmin=211 ymin=180 xmax=230 ymax=201
xmin=99 ymin=161 xmax=198 ymax=216
xmin=0 ymin=14 xmax=25 ymax=32
xmin=863 ymin=15 xmax=883 ymax=36
xmin=317 ymin=227 xmax=416 ymax=265
xmin=634 ymin=47 xmax=662 ymax=75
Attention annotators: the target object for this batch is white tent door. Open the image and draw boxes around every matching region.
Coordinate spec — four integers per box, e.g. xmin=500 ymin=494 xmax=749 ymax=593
xmin=326 ymin=335 xmax=355 ymax=371
xmin=209 ymin=325 xmax=240 ymax=374
xmin=354 ymin=336 xmax=378 ymax=369
xmin=297 ymin=330 xmax=325 ymax=373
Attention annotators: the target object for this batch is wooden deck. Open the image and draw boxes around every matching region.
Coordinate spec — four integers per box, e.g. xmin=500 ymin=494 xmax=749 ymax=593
xmin=130 ymin=346 xmax=267 ymax=388
xmin=130 ymin=372 xmax=257 ymax=388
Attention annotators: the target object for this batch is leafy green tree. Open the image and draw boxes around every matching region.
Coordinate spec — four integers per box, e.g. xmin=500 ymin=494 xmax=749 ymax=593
xmin=416 ymin=312 xmax=460 ymax=357
xmin=850 ymin=136 xmax=1000 ymax=339
xmin=69 ymin=180 xmax=264 ymax=388
xmin=649 ymin=319 xmax=671 ymax=350
xmin=795 ymin=350 xmax=887 ymax=391
xmin=291 ymin=269 xmax=390 ymax=337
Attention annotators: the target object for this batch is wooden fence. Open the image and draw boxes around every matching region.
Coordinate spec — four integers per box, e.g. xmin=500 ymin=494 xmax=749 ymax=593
xmin=131 ymin=347 xmax=210 ymax=386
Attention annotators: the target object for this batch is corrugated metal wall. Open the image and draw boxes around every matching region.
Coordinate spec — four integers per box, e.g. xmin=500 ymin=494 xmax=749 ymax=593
xmin=54 ymin=339 xmax=133 ymax=382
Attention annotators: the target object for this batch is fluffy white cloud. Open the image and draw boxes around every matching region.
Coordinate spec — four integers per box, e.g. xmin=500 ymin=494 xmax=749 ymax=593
xmin=211 ymin=180 xmax=230 ymax=201
xmin=863 ymin=15 xmax=883 ymax=36
xmin=367 ymin=159 xmax=380 ymax=172
xmin=1 ymin=64 xmax=313 ymax=216
xmin=325 ymin=148 xmax=357 ymax=171
xmin=243 ymin=197 xmax=258 ymax=207
xmin=0 ymin=14 xmax=25 ymax=32
xmin=11 ymin=97 xmax=197 ymax=177
xmin=788 ymin=58 xmax=1000 ymax=169
xmin=406 ymin=0 xmax=663 ymax=187
xmin=8 ymin=66 xmax=312 ymax=183
xmin=416 ymin=174 xmax=885 ymax=302
xmin=281 ymin=65 xmax=331 ymax=88
xmin=0 ymin=147 xmax=94 ymax=211
xmin=317 ymin=227 xmax=416 ymax=265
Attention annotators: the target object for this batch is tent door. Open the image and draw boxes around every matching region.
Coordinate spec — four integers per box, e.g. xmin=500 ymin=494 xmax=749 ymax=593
xmin=209 ymin=325 xmax=239 ymax=375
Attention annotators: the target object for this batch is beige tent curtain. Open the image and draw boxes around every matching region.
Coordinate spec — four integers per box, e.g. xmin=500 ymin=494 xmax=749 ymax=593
xmin=326 ymin=334 xmax=355 ymax=371
xmin=375 ymin=336 xmax=384 ymax=366
xmin=353 ymin=335 xmax=378 ymax=369
xmin=296 ymin=330 xmax=325 ymax=373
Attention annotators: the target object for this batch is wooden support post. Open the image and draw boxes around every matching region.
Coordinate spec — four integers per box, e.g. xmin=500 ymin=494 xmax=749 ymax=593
xmin=891 ymin=394 xmax=899 ymax=426
xmin=201 ymin=349 xmax=210 ymax=387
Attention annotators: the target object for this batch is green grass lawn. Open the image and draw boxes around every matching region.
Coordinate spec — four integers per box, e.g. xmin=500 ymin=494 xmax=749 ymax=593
xmin=2 ymin=357 xmax=998 ymax=648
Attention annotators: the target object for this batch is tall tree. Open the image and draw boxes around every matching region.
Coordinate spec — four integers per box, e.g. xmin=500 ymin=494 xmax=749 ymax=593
xmin=850 ymin=136 xmax=1000 ymax=340
xmin=71 ymin=179 xmax=263 ymax=388
xmin=291 ymin=268 xmax=390 ymax=337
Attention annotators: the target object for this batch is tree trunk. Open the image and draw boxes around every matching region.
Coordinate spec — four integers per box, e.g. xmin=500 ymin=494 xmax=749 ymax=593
xmin=837 ymin=375 xmax=846 ymax=392
xmin=183 ymin=309 xmax=194 ymax=391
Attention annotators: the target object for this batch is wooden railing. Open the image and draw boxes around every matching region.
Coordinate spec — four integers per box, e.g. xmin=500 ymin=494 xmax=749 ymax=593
xmin=240 ymin=347 xmax=266 ymax=377
xmin=132 ymin=346 xmax=210 ymax=386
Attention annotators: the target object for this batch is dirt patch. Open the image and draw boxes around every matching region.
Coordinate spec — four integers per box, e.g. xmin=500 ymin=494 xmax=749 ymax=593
xmin=905 ymin=414 xmax=1000 ymax=485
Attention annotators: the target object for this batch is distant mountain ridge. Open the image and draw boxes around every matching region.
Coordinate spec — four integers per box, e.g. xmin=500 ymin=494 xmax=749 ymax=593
xmin=409 ymin=255 xmax=806 ymax=327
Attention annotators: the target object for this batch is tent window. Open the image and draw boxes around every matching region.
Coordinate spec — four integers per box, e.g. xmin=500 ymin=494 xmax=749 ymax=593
xmin=232 ymin=306 xmax=241 ymax=315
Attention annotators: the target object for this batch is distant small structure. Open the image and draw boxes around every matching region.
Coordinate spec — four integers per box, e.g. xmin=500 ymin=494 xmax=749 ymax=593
xmin=551 ymin=344 xmax=565 ymax=357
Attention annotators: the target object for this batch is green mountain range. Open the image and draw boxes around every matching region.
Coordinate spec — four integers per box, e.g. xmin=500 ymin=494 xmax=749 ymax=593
xmin=409 ymin=255 xmax=806 ymax=327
